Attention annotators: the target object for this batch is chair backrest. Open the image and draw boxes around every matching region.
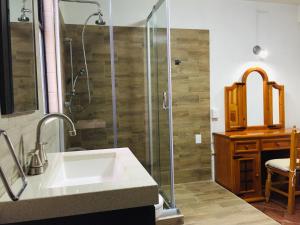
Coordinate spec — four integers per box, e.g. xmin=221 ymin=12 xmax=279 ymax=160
xmin=290 ymin=126 xmax=300 ymax=171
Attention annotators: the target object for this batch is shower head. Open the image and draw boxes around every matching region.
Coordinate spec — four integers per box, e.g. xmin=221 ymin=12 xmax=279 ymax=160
xmin=18 ymin=8 xmax=30 ymax=22
xmin=95 ymin=19 xmax=106 ymax=25
xmin=95 ymin=12 xmax=106 ymax=25
xmin=18 ymin=15 xmax=29 ymax=22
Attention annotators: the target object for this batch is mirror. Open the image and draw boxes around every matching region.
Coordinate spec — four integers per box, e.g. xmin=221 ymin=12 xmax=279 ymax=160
xmin=225 ymin=67 xmax=285 ymax=131
xmin=246 ymin=72 xmax=264 ymax=126
xmin=272 ymin=87 xmax=280 ymax=125
xmin=10 ymin=0 xmax=37 ymax=113
xmin=268 ymin=82 xmax=284 ymax=128
xmin=0 ymin=0 xmax=38 ymax=115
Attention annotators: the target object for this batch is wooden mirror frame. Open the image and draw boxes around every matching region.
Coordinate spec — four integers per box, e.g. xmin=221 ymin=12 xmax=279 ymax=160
xmin=267 ymin=81 xmax=285 ymax=129
xmin=225 ymin=67 xmax=285 ymax=131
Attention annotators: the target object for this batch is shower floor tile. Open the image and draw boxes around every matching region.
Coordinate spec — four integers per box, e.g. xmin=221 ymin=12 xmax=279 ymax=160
xmin=174 ymin=181 xmax=279 ymax=225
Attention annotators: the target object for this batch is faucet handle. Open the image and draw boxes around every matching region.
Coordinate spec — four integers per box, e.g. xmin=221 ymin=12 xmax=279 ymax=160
xmin=27 ymin=151 xmax=44 ymax=176
xmin=29 ymin=151 xmax=42 ymax=167
xmin=23 ymin=150 xmax=35 ymax=172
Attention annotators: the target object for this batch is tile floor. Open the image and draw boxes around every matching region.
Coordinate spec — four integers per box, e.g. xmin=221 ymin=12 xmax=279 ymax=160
xmin=175 ymin=181 xmax=279 ymax=225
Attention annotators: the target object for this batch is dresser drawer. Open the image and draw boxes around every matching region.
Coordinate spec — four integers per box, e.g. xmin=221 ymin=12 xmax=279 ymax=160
xmin=234 ymin=140 xmax=259 ymax=153
xmin=261 ymin=138 xmax=290 ymax=151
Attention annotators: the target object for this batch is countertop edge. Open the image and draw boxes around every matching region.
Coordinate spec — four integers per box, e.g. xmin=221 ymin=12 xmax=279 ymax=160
xmin=0 ymin=184 xmax=158 ymax=224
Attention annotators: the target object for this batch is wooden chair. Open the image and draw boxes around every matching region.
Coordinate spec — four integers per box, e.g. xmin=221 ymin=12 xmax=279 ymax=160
xmin=265 ymin=126 xmax=300 ymax=214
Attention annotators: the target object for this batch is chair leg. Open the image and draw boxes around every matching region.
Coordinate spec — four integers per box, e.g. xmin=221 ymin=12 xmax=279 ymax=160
xmin=287 ymin=172 xmax=296 ymax=214
xmin=265 ymin=168 xmax=272 ymax=203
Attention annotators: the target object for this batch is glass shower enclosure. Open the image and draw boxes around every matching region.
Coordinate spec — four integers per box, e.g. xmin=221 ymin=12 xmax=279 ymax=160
xmin=146 ymin=0 xmax=175 ymax=208
xmin=55 ymin=0 xmax=117 ymax=151
xmin=55 ymin=0 xmax=176 ymax=210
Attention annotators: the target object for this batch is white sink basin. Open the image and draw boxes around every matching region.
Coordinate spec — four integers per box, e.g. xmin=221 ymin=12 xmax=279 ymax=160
xmin=0 ymin=148 xmax=158 ymax=224
xmin=48 ymin=151 xmax=123 ymax=188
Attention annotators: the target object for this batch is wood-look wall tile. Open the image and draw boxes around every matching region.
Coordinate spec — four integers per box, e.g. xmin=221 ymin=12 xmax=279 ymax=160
xmin=62 ymin=25 xmax=211 ymax=184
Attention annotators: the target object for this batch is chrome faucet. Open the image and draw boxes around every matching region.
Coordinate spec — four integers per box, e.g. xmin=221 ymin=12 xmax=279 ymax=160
xmin=27 ymin=113 xmax=77 ymax=176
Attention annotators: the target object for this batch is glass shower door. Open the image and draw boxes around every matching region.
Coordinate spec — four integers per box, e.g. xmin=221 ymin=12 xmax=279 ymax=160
xmin=146 ymin=0 xmax=175 ymax=208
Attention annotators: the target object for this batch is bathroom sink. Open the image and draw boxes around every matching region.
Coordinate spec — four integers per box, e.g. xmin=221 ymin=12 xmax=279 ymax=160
xmin=0 ymin=148 xmax=158 ymax=224
xmin=47 ymin=151 xmax=123 ymax=188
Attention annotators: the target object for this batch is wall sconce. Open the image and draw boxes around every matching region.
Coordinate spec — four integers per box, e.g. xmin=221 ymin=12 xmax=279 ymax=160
xmin=253 ymin=45 xmax=268 ymax=59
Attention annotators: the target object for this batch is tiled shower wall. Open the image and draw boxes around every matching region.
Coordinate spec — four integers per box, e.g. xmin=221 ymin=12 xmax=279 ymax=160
xmin=11 ymin=23 xmax=37 ymax=112
xmin=171 ymin=29 xmax=211 ymax=183
xmin=61 ymin=24 xmax=210 ymax=183
xmin=62 ymin=25 xmax=114 ymax=151
xmin=61 ymin=25 xmax=147 ymax=164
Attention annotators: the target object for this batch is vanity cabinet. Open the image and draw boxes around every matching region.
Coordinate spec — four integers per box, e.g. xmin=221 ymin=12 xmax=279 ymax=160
xmin=4 ymin=206 xmax=155 ymax=225
xmin=215 ymin=67 xmax=293 ymax=202
xmin=232 ymin=152 xmax=260 ymax=198
xmin=214 ymin=130 xmax=292 ymax=202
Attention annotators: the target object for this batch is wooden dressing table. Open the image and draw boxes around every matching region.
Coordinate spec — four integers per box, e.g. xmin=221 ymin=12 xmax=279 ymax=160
xmin=213 ymin=67 xmax=291 ymax=202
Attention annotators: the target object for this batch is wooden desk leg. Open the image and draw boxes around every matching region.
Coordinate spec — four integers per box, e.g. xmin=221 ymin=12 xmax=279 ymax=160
xmin=265 ymin=168 xmax=272 ymax=203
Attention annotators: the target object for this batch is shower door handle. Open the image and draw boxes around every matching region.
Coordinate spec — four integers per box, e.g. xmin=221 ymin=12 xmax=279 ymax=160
xmin=162 ymin=91 xmax=168 ymax=110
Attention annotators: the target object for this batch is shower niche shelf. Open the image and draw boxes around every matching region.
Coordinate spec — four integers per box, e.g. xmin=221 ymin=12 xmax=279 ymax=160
xmin=75 ymin=119 xmax=106 ymax=130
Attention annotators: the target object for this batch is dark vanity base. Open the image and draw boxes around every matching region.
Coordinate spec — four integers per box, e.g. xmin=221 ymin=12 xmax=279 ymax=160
xmin=6 ymin=206 xmax=155 ymax=225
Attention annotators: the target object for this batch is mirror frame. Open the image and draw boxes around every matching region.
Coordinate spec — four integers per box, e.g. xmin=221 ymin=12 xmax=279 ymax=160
xmin=0 ymin=0 xmax=14 ymax=114
xmin=0 ymin=0 xmax=40 ymax=115
xmin=225 ymin=67 xmax=285 ymax=131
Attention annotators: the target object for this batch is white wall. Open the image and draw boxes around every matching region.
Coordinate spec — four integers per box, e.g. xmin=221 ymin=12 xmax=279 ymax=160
xmin=59 ymin=0 xmax=156 ymax=26
xmin=59 ymin=0 xmax=109 ymax=25
xmin=169 ymin=0 xmax=300 ymax=180
xmin=10 ymin=0 xmax=33 ymax=22
xmin=170 ymin=0 xmax=300 ymax=133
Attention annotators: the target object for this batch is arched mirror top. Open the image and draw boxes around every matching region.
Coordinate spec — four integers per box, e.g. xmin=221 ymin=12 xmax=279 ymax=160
xmin=241 ymin=67 xmax=269 ymax=84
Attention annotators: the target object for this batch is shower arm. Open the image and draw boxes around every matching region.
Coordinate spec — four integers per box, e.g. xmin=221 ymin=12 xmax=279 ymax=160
xmin=60 ymin=0 xmax=103 ymax=15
